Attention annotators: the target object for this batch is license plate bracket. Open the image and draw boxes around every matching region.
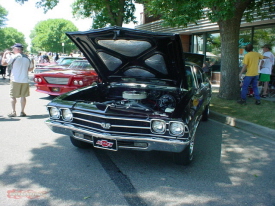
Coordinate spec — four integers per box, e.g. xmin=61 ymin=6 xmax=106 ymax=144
xmin=51 ymin=87 xmax=60 ymax=92
xmin=93 ymin=136 xmax=117 ymax=151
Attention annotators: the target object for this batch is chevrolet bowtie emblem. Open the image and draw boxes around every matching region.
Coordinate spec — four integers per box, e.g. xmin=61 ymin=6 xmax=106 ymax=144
xmin=101 ymin=123 xmax=111 ymax=129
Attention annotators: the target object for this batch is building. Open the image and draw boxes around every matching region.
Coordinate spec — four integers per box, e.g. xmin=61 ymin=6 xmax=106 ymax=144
xmin=136 ymin=6 xmax=275 ymax=84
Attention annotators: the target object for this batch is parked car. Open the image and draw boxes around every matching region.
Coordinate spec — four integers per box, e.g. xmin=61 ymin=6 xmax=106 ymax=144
xmin=45 ymin=26 xmax=212 ymax=165
xmin=34 ymin=56 xmax=84 ymax=73
xmin=34 ymin=60 xmax=98 ymax=96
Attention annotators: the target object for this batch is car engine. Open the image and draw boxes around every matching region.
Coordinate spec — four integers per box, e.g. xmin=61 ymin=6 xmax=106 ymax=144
xmin=94 ymin=88 xmax=179 ymax=115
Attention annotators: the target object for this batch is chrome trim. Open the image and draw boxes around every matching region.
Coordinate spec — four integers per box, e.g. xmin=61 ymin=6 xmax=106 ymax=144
xmin=61 ymin=108 xmax=73 ymax=122
xmin=73 ymin=134 xmax=149 ymax=150
xmin=109 ymin=82 xmax=179 ymax=91
xmin=150 ymin=119 xmax=167 ymax=134
xmin=44 ymin=77 xmax=69 ymax=85
xmin=73 ymin=110 xmax=151 ymax=123
xmin=48 ymin=106 xmax=60 ymax=119
xmin=45 ymin=119 xmax=189 ymax=153
xmin=169 ymin=121 xmax=185 ymax=136
xmin=73 ymin=117 xmax=149 ymax=129
xmin=71 ymin=122 xmax=177 ymax=139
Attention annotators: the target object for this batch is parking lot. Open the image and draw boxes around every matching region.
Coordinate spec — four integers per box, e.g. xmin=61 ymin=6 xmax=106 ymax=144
xmin=0 ymin=76 xmax=274 ymax=206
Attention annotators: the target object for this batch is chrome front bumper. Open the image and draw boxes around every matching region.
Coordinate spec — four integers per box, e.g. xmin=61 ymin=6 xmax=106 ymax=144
xmin=45 ymin=119 xmax=190 ymax=153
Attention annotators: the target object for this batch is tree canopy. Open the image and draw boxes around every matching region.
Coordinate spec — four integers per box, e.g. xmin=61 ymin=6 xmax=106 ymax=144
xmin=0 ymin=27 xmax=27 ymax=51
xmin=141 ymin=0 xmax=275 ymax=99
xmin=0 ymin=5 xmax=8 ymax=27
xmin=15 ymin=0 xmax=137 ymax=29
xmin=72 ymin=0 xmax=137 ymax=28
xmin=30 ymin=18 xmax=78 ymax=53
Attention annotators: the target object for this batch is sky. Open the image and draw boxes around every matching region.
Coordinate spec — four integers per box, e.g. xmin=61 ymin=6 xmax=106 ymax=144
xmin=0 ymin=0 xmax=143 ymax=48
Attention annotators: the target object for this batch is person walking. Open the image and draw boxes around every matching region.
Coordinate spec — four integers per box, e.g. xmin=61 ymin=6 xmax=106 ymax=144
xmin=258 ymin=44 xmax=275 ymax=98
xmin=1 ymin=43 xmax=34 ymax=117
xmin=238 ymin=44 xmax=265 ymax=105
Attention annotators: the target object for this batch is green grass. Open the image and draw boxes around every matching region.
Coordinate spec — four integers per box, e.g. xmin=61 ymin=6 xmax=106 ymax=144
xmin=210 ymin=92 xmax=275 ymax=130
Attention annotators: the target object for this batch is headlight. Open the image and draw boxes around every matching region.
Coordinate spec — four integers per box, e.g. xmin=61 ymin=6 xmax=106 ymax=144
xmin=73 ymin=80 xmax=78 ymax=85
xmin=79 ymin=80 xmax=83 ymax=85
xmin=61 ymin=108 xmax=73 ymax=121
xmin=34 ymin=77 xmax=42 ymax=82
xmin=151 ymin=120 xmax=166 ymax=134
xmin=169 ymin=122 xmax=185 ymax=136
xmin=49 ymin=107 xmax=60 ymax=119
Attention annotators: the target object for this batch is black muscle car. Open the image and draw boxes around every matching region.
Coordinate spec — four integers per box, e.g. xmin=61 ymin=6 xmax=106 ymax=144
xmin=45 ymin=26 xmax=212 ymax=165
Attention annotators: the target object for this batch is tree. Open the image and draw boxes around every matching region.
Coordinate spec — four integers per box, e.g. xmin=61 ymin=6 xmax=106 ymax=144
xmin=0 ymin=27 xmax=27 ymax=51
xmin=15 ymin=0 xmax=137 ymax=29
xmin=72 ymin=0 xmax=137 ymax=28
xmin=0 ymin=5 xmax=8 ymax=47
xmin=141 ymin=0 xmax=275 ymax=99
xmin=30 ymin=18 xmax=78 ymax=53
xmin=0 ymin=5 xmax=8 ymax=27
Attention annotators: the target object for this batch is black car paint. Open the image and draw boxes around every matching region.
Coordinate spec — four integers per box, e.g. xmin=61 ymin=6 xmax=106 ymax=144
xmin=45 ymin=27 xmax=212 ymax=165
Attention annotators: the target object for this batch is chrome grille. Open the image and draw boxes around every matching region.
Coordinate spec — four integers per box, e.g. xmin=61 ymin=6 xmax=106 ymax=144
xmin=44 ymin=77 xmax=69 ymax=85
xmin=71 ymin=110 xmax=176 ymax=139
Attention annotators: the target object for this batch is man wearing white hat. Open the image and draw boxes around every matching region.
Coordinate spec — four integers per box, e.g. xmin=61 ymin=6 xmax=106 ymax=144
xmin=1 ymin=43 xmax=34 ymax=117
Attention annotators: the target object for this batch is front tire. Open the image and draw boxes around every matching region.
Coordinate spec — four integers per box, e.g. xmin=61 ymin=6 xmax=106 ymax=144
xmin=70 ymin=136 xmax=93 ymax=149
xmin=201 ymin=104 xmax=209 ymax=121
xmin=173 ymin=141 xmax=194 ymax=165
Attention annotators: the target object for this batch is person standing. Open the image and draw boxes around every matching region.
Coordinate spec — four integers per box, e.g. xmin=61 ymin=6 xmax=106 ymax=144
xmin=238 ymin=44 xmax=265 ymax=105
xmin=1 ymin=43 xmax=33 ymax=117
xmin=0 ymin=52 xmax=7 ymax=79
xmin=258 ymin=44 xmax=275 ymax=98
xmin=54 ymin=52 xmax=59 ymax=62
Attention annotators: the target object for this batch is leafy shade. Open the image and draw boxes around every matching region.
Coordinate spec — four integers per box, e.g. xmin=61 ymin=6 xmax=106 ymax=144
xmin=30 ymin=18 xmax=78 ymax=53
xmin=0 ymin=27 xmax=27 ymax=51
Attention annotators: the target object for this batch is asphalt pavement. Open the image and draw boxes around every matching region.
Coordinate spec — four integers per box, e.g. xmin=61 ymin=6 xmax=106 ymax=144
xmin=0 ymin=75 xmax=275 ymax=205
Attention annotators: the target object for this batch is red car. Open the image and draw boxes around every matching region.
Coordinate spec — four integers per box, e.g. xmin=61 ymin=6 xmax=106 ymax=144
xmin=34 ymin=60 xmax=99 ymax=96
xmin=34 ymin=57 xmax=84 ymax=74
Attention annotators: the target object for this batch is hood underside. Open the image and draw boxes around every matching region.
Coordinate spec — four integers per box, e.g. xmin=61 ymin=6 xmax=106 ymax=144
xmin=66 ymin=26 xmax=185 ymax=84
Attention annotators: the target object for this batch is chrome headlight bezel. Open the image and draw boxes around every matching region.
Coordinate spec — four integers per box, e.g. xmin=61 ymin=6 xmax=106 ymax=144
xmin=61 ymin=108 xmax=73 ymax=121
xmin=49 ymin=107 xmax=60 ymax=119
xmin=169 ymin=121 xmax=185 ymax=136
xmin=151 ymin=119 xmax=166 ymax=134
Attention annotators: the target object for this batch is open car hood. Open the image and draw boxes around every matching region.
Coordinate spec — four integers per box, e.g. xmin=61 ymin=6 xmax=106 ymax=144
xmin=66 ymin=26 xmax=185 ymax=84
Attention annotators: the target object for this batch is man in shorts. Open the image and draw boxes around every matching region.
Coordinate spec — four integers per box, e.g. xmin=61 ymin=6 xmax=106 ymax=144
xmin=259 ymin=44 xmax=275 ymax=98
xmin=238 ymin=44 xmax=265 ymax=105
xmin=1 ymin=43 xmax=33 ymax=117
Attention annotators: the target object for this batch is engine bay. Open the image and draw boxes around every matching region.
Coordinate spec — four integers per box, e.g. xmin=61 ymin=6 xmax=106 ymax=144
xmin=91 ymin=85 xmax=184 ymax=115
xmin=65 ymin=81 xmax=187 ymax=116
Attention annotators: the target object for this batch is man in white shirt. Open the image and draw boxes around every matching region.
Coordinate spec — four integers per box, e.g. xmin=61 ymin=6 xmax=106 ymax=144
xmin=1 ymin=43 xmax=33 ymax=117
xmin=259 ymin=44 xmax=275 ymax=97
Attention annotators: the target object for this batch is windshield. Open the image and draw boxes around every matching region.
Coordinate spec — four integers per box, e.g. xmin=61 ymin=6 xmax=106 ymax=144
xmin=58 ymin=58 xmax=82 ymax=66
xmin=68 ymin=61 xmax=94 ymax=70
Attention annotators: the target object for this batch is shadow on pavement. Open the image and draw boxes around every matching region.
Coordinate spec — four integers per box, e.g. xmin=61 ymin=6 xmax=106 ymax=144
xmin=0 ymin=116 xmax=21 ymax=122
xmin=0 ymin=120 xmax=274 ymax=205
